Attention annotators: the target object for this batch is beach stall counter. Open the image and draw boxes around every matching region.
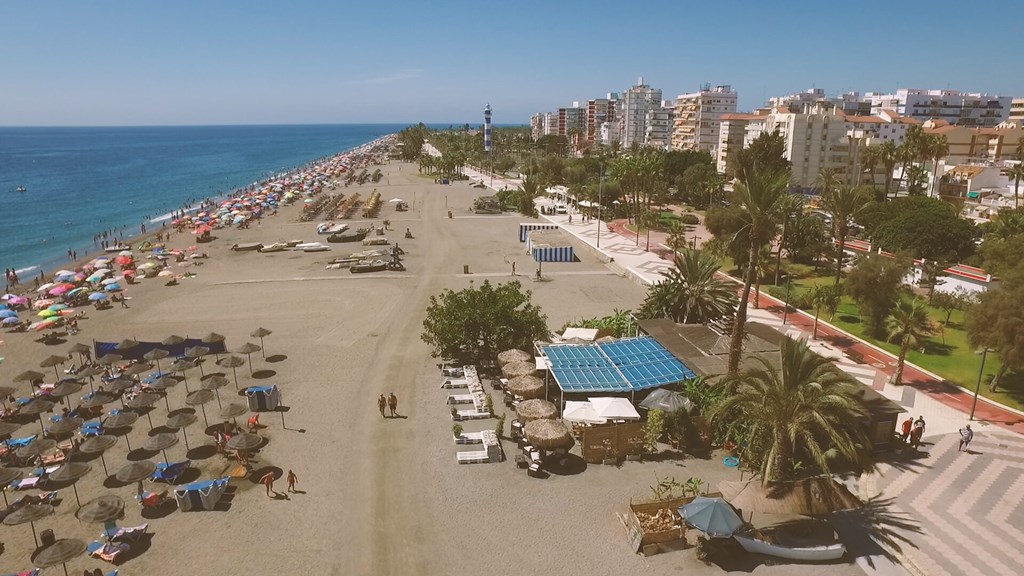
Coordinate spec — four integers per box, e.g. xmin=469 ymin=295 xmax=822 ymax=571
xmin=619 ymin=496 xmax=697 ymax=556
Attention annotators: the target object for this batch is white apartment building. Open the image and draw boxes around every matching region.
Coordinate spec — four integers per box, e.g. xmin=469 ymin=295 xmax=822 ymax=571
xmin=671 ymin=84 xmax=737 ymax=154
xmin=543 ymin=113 xmax=558 ymax=137
xmin=646 ymin=104 xmax=673 ymax=149
xmin=600 ymin=121 xmax=620 ymax=147
xmin=1010 ymin=98 xmax=1024 ymax=123
xmin=768 ymin=88 xmax=869 ymax=116
xmin=530 ymin=112 xmax=560 ymax=139
xmin=587 ymin=95 xmax=618 ymax=144
xmin=865 ymin=89 xmax=1011 ymax=127
xmin=716 ymin=113 xmax=766 ymax=173
xmin=620 ymin=78 xmax=664 ymax=148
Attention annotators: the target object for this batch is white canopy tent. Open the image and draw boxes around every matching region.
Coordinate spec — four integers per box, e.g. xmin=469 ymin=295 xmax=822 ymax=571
xmin=589 ymin=397 xmax=641 ymax=421
xmin=562 ymin=401 xmax=607 ymax=425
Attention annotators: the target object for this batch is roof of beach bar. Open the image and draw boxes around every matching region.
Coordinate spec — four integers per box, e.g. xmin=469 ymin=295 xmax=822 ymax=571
xmin=539 ymin=336 xmax=696 ymax=393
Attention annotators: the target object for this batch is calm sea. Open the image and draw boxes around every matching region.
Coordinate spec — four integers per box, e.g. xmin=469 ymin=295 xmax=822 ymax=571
xmin=0 ymin=124 xmax=415 ymax=275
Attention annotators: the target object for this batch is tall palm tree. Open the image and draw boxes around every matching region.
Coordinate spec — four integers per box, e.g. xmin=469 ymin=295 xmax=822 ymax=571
xmin=821 ymin=185 xmax=871 ymax=286
xmin=861 ymin=144 xmax=880 ymax=195
xmin=752 ymin=245 xmax=774 ymax=309
xmin=710 ymin=337 xmax=872 ymax=484
xmin=1002 ymin=164 xmax=1024 ymax=209
xmin=885 ymin=298 xmax=935 ymax=386
xmin=878 ymin=141 xmax=899 ymax=199
xmin=928 ymin=135 xmax=949 ymax=197
xmin=815 ymin=167 xmax=843 ymax=197
xmin=638 ymin=248 xmax=737 ymax=324
xmin=809 ymin=284 xmax=842 ymax=339
xmin=728 ymin=166 xmax=793 ymax=374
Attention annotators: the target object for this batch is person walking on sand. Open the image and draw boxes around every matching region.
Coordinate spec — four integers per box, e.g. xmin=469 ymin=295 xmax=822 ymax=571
xmin=388 ymin=392 xmax=398 ymax=417
xmin=378 ymin=394 xmax=387 ymax=418
xmin=900 ymin=417 xmax=913 ymax=442
xmin=287 ymin=469 xmax=298 ymax=493
xmin=958 ymin=425 xmax=974 ymax=452
xmin=259 ymin=471 xmax=276 ymax=498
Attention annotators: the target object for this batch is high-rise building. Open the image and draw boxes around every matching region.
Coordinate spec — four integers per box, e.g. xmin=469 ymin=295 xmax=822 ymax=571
xmin=586 ymin=95 xmax=618 ymax=144
xmin=557 ymin=105 xmax=586 ymax=137
xmin=1010 ymin=98 xmax=1024 ymax=124
xmin=671 ymin=84 xmax=737 ymax=154
xmin=716 ymin=112 xmax=767 ymax=173
xmin=530 ymin=113 xmax=545 ymax=141
xmin=620 ymin=78 xmax=664 ymax=148
xmin=864 ymin=89 xmax=1011 ymax=127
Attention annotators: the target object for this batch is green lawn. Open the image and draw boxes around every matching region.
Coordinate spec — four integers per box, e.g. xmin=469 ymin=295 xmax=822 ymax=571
xmin=776 ymin=272 xmax=1024 ymax=412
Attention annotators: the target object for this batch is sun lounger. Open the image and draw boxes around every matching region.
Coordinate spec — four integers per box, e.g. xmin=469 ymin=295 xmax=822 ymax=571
xmin=0 ymin=569 xmax=40 ymax=576
xmin=446 ymin=393 xmax=474 ymax=405
xmin=87 ymin=540 xmax=130 ymax=563
xmin=456 ymin=450 xmax=490 ymax=464
xmin=102 ymin=522 xmax=148 ymax=542
xmin=5 ymin=435 xmax=37 ymax=449
xmin=39 ymin=451 xmax=66 ymax=466
xmin=8 ymin=476 xmax=43 ymax=491
xmin=453 ymin=409 xmax=491 ymax=421
xmin=454 ymin=431 xmax=486 ymax=445
xmin=440 ymin=378 xmax=469 ymax=389
xmin=81 ymin=420 xmax=103 ymax=436
xmin=152 ymin=460 xmax=190 ymax=483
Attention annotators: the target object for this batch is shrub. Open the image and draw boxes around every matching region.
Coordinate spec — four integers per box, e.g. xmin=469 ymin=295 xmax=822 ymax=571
xmin=644 ymin=409 xmax=666 ymax=453
xmin=679 ymin=214 xmax=700 ymax=225
xmin=452 ymin=423 xmax=463 ymax=437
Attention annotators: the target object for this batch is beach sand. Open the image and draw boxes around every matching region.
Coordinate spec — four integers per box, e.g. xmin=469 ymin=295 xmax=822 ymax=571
xmin=0 ymin=160 xmax=861 ymax=576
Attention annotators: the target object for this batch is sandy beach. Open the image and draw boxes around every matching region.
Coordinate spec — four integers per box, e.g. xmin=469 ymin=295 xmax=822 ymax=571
xmin=0 ymin=157 xmax=862 ymax=576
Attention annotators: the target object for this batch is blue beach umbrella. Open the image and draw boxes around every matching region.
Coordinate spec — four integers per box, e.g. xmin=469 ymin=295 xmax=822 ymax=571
xmin=48 ymin=304 xmax=69 ymax=311
xmin=679 ymin=496 xmax=745 ymax=538
xmin=104 ymin=284 xmax=122 ymax=292
xmin=88 ymin=293 xmax=108 ymax=301
xmin=2 ymin=316 xmax=19 ymax=324
xmin=0 ymin=310 xmax=18 ymax=319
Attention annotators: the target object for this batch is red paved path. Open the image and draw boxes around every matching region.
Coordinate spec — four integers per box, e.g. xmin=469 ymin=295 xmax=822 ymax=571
xmin=606 ymin=218 xmax=1024 ymax=435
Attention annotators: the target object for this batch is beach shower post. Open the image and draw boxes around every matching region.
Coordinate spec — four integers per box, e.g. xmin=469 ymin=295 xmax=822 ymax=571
xmin=484 ymin=104 xmax=492 ymax=187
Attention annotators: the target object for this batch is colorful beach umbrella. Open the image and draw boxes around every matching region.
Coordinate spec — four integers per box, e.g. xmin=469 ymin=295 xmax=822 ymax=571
xmin=88 ymin=293 xmax=108 ymax=301
xmin=104 ymin=284 xmax=122 ymax=292
xmin=37 ymin=310 xmax=57 ymax=318
xmin=48 ymin=304 xmax=69 ymax=311
xmin=0 ymin=310 xmax=17 ymax=319
xmin=2 ymin=317 xmax=19 ymax=325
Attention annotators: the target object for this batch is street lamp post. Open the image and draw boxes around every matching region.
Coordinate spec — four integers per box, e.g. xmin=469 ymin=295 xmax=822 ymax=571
xmin=970 ymin=348 xmax=992 ymax=421
xmin=782 ymin=275 xmax=793 ymax=325
xmin=597 ymin=165 xmax=605 ymax=249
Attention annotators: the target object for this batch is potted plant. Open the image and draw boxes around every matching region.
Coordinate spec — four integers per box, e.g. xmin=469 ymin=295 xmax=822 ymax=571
xmin=452 ymin=423 xmax=464 ymax=440
xmin=495 ymin=414 xmax=506 ymax=439
xmin=450 ymin=406 xmax=459 ymax=420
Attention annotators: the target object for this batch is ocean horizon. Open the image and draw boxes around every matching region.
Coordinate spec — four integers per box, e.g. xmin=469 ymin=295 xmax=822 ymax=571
xmin=0 ymin=123 xmax=447 ymax=276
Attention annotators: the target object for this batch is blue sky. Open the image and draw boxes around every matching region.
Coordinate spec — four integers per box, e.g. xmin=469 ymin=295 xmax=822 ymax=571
xmin=2 ymin=0 xmax=1022 ymax=126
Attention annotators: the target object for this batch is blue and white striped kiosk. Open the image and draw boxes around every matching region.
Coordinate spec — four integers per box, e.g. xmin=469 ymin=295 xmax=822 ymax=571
xmin=519 ymin=223 xmax=560 ymax=242
xmin=527 ymin=229 xmax=576 ymax=262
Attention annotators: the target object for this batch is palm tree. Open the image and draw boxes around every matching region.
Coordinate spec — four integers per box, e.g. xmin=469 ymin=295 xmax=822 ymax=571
xmin=861 ymin=144 xmax=880 ymax=196
xmin=815 ymin=167 xmax=843 ymax=197
xmin=820 ymin=185 xmax=871 ymax=286
xmin=928 ymin=135 xmax=949 ymax=197
xmin=638 ymin=249 xmax=737 ymax=324
xmin=710 ymin=337 xmax=872 ymax=484
xmin=752 ymin=245 xmax=773 ymax=309
xmin=1002 ymin=164 xmax=1024 ymax=209
xmin=728 ymin=166 xmax=793 ymax=374
xmin=885 ymin=298 xmax=935 ymax=386
xmin=809 ymin=284 xmax=842 ymax=339
xmin=878 ymin=141 xmax=899 ymax=199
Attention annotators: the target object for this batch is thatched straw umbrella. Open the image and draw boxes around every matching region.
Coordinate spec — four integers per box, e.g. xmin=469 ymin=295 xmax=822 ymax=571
xmin=515 ymin=399 xmax=557 ymax=422
xmin=718 ymin=476 xmax=862 ymax=517
xmin=497 ymin=349 xmax=532 ymax=367
xmin=502 ymin=360 xmax=538 ymax=379
xmin=524 ymin=419 xmax=575 ymax=450
xmin=505 ymin=375 xmax=545 ymax=400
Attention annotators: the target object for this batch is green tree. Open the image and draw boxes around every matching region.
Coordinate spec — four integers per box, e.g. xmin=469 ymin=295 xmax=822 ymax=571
xmin=560 ymin=309 xmax=633 ymax=338
xmin=821 ymin=185 xmax=871 ymax=285
xmin=782 ymin=209 xmax=828 ymax=267
xmin=861 ymin=144 xmax=883 ymax=200
xmin=680 ymin=163 xmax=719 ymax=209
xmin=421 ymin=280 xmax=549 ymax=363
xmin=727 ymin=166 xmax=793 ymax=373
xmin=966 ymin=280 xmax=1024 ymax=392
xmin=845 ymin=255 xmax=910 ymax=338
xmin=932 ymin=288 xmax=973 ymax=327
xmin=809 ymin=284 xmax=843 ymax=339
xmin=638 ymin=249 xmax=738 ymax=324
xmin=662 ymin=149 xmax=714 ymax=182
xmin=727 ymin=130 xmax=792 ymax=181
xmin=1003 ymin=164 xmax=1024 ymax=210
xmin=710 ymin=337 xmax=872 ymax=484
xmin=860 ymin=196 xmax=977 ymax=261
xmin=877 ymin=141 xmax=899 ymax=199
xmin=885 ymin=298 xmax=935 ymax=385
xmin=928 ymin=135 xmax=949 ymax=197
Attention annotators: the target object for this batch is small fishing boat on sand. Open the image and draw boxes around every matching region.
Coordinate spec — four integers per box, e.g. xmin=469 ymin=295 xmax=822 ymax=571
xmin=104 ymin=243 xmax=132 ymax=253
xmin=295 ymin=242 xmax=330 ymax=252
xmin=327 ymin=228 xmax=369 ymax=243
xmin=350 ymin=259 xmax=389 ymax=273
xmin=258 ymin=242 xmax=289 ymax=253
xmin=317 ymin=222 xmax=349 ymax=235
xmin=230 ymin=243 xmax=263 ymax=252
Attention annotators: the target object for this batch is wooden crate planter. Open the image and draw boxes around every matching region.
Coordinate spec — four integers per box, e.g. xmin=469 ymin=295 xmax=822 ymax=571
xmin=621 ymin=496 xmax=693 ymax=553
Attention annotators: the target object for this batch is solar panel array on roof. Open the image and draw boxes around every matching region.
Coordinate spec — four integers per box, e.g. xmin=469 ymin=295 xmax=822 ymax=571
xmin=541 ymin=337 xmax=695 ymax=393
xmin=543 ymin=345 xmax=630 ymax=392
xmin=599 ymin=338 xmax=696 ymax=390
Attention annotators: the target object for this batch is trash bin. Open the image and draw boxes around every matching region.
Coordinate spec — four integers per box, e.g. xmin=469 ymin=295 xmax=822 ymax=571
xmin=448 ymin=210 xmax=453 ymax=218
xmin=463 ymin=265 xmax=470 ymax=274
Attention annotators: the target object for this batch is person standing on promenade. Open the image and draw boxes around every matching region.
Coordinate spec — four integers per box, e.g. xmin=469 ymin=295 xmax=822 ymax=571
xmin=958 ymin=425 xmax=973 ymax=452
xmin=378 ymin=394 xmax=387 ymax=418
xmin=388 ymin=392 xmax=398 ymax=417
xmin=901 ymin=417 xmax=913 ymax=442
xmin=286 ymin=469 xmax=298 ymax=493
xmin=914 ymin=416 xmax=926 ymax=437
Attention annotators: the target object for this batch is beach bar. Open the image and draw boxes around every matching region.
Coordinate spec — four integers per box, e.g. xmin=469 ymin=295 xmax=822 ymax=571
xmin=518 ymin=223 xmax=559 ymax=242
xmin=526 ymin=230 xmax=576 ymax=262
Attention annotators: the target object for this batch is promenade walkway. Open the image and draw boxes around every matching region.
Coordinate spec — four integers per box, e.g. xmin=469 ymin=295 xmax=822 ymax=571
xmin=536 ymin=207 xmax=1024 ymax=576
